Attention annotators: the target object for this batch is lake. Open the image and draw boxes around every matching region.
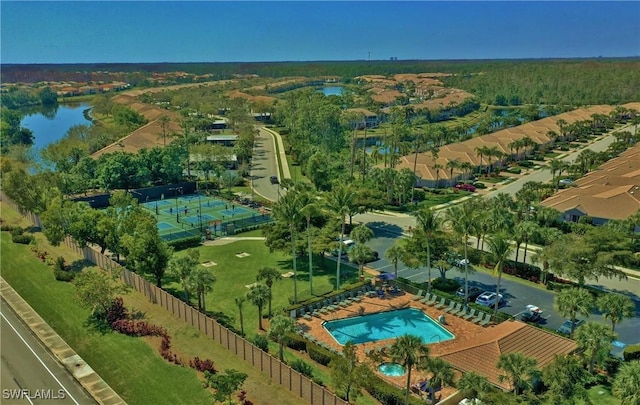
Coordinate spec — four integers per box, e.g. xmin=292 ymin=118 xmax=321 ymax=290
xmin=320 ymin=86 xmax=344 ymax=96
xmin=20 ymin=103 xmax=92 ymax=150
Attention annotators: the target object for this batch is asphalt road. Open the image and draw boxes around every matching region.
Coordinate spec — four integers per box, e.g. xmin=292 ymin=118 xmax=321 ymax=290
xmin=251 ymin=127 xmax=281 ymax=202
xmin=0 ymin=304 xmax=96 ymax=405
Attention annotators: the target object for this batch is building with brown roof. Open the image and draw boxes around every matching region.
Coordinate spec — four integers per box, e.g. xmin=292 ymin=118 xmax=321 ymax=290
xmin=540 ymin=142 xmax=640 ymax=226
xmin=438 ymin=320 xmax=577 ymax=390
xmin=394 ymin=104 xmax=639 ymax=188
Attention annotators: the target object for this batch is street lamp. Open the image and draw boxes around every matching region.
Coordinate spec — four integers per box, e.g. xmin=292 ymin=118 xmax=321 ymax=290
xmin=169 ymin=187 xmax=183 ymax=222
xmin=198 ymin=194 xmax=203 ymax=234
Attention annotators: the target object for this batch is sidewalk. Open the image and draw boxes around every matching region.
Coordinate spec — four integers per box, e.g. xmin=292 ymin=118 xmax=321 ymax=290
xmin=1 ymin=277 xmax=126 ymax=405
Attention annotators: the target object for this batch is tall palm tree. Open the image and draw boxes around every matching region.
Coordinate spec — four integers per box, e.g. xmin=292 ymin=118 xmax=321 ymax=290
xmin=272 ymin=190 xmax=302 ymax=303
xmin=486 ymin=232 xmax=514 ymax=320
xmin=612 ymin=361 xmax=640 ymax=405
xmin=474 ymin=146 xmax=489 ymax=175
xmin=267 ymin=313 xmax=297 ymax=362
xmin=457 ymin=372 xmax=491 ymax=403
xmin=425 ymin=358 xmax=455 ymax=403
xmin=445 ymin=201 xmax=477 ymax=304
xmin=575 ymin=321 xmax=616 ymax=375
xmin=413 ymin=207 xmax=441 ymax=293
xmin=247 ymin=284 xmax=271 ymax=331
xmin=597 ymin=293 xmax=635 ymax=333
xmin=385 ymin=242 xmax=405 ymax=282
xmin=445 ymin=159 xmax=461 ymax=187
xmin=553 ymin=288 xmax=594 ymax=339
xmin=235 ymin=297 xmax=245 ymax=336
xmin=300 ymin=191 xmax=320 ymax=295
xmin=324 ymin=186 xmax=356 ymax=290
xmin=497 ymin=352 xmax=539 ymax=395
xmin=159 ymin=115 xmax=171 ymax=146
xmin=256 ymin=267 xmax=282 ymax=317
xmin=390 ymin=334 xmax=430 ymax=405
xmin=189 ymin=267 xmax=216 ymax=312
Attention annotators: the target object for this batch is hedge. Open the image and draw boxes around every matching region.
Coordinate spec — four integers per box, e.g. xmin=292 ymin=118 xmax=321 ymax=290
xmin=623 ymin=344 xmax=640 ymax=361
xmin=364 ymin=375 xmax=424 ymax=405
xmin=284 ymin=333 xmax=307 ymax=351
xmin=12 ymin=234 xmax=34 ymax=244
xmin=167 ymin=236 xmax=202 ymax=250
xmin=307 ymin=343 xmax=335 ymax=366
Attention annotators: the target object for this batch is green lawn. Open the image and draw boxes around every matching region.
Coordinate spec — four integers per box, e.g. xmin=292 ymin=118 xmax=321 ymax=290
xmin=0 ymin=233 xmax=214 ymax=405
xmin=165 ymin=241 xmax=360 ymax=333
xmin=418 ymin=190 xmax=471 ymax=208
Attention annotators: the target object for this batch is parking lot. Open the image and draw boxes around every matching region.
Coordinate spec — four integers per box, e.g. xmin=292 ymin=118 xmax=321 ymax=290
xmin=344 ymin=220 xmax=640 ymax=355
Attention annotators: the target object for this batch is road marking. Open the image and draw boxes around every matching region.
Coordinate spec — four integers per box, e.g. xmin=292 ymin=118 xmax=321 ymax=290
xmin=1 ymin=312 xmax=81 ymax=405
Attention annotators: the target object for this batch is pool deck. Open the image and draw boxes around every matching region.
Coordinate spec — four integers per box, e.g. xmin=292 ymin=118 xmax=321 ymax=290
xmin=296 ymin=290 xmax=494 ymax=400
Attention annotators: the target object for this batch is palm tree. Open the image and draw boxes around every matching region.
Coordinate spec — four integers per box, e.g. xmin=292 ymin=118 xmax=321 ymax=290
xmin=575 ymin=321 xmax=616 ymax=374
xmin=389 ymin=334 xmax=430 ymax=405
xmin=271 ymin=190 xmax=302 ymax=303
xmin=459 ymin=161 xmax=475 ymax=182
xmin=425 ymin=358 xmax=455 ymax=403
xmin=541 ymin=354 xmax=589 ymax=404
xmin=612 ymin=361 xmax=640 ymax=405
xmin=247 ymin=284 xmax=271 ymax=330
xmin=235 ymin=297 xmax=246 ymax=336
xmin=348 ymin=244 xmax=374 ymax=278
xmin=457 ymin=372 xmax=491 ymax=403
xmin=553 ymin=288 xmax=594 ymax=339
xmin=159 ymin=115 xmax=171 ymax=146
xmin=516 ymin=221 xmax=538 ymax=265
xmin=597 ymin=293 xmax=635 ymax=333
xmin=547 ymin=159 xmax=567 ymax=191
xmin=385 ymin=242 xmax=405 ymax=283
xmin=486 ymin=232 xmax=514 ymax=320
xmin=300 ymin=191 xmax=320 ymax=295
xmin=474 ymin=146 xmax=489 ymax=175
xmin=267 ymin=313 xmax=297 ymax=362
xmin=256 ymin=267 xmax=282 ymax=318
xmin=445 ymin=201 xmax=477 ymax=304
xmin=496 ymin=352 xmax=539 ymax=395
xmin=324 ymin=186 xmax=356 ymax=290
xmin=445 ymin=159 xmax=461 ymax=187
xmin=413 ymin=207 xmax=441 ymax=293
xmin=189 ymin=267 xmax=216 ymax=312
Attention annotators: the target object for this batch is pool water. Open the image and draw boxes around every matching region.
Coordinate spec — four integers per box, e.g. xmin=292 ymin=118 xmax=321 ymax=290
xmin=379 ymin=362 xmax=406 ymax=377
xmin=323 ymin=308 xmax=454 ymax=345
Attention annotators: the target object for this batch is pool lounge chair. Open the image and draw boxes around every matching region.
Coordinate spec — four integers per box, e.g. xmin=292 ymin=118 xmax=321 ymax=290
xmin=453 ymin=305 xmax=468 ymax=317
xmin=419 ymin=293 xmax=432 ymax=304
xmin=463 ymin=308 xmax=477 ymax=320
xmin=472 ymin=312 xmax=486 ymax=324
xmin=479 ymin=313 xmax=492 ymax=327
xmin=434 ymin=298 xmax=447 ymax=309
xmin=411 ymin=290 xmax=424 ymax=300
xmin=425 ymin=294 xmax=438 ymax=306
xmin=444 ymin=302 xmax=461 ymax=313
xmin=377 ymin=289 xmax=385 ymax=298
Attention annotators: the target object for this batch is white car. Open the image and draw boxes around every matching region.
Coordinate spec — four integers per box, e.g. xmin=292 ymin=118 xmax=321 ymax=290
xmin=475 ymin=292 xmax=504 ymax=308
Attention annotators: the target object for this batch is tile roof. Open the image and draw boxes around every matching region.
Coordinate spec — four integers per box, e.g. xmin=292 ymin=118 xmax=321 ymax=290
xmin=541 ymin=142 xmax=640 ymax=220
xmin=438 ymin=320 xmax=577 ymax=390
xmin=391 ymin=104 xmax=640 ymax=182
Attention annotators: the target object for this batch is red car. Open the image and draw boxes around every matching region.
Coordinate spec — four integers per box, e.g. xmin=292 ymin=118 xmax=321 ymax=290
xmin=454 ymin=183 xmax=476 ymax=192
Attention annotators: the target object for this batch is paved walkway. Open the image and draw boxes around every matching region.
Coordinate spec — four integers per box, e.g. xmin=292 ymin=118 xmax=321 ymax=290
xmin=203 ymin=236 xmax=266 ymax=246
xmin=0 ymin=277 xmax=126 ymax=405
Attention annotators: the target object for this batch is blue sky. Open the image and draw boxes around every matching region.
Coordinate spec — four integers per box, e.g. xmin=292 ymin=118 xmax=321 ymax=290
xmin=2 ymin=1 xmax=639 ymax=63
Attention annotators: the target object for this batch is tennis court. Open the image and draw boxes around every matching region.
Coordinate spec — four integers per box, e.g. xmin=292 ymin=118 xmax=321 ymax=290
xmin=141 ymin=193 xmax=273 ymax=241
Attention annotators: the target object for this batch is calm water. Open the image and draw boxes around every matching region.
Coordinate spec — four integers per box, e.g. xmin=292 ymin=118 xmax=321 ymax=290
xmin=20 ymin=103 xmax=92 ymax=150
xmin=320 ymin=86 xmax=344 ymax=96
xmin=323 ymin=308 xmax=455 ymax=345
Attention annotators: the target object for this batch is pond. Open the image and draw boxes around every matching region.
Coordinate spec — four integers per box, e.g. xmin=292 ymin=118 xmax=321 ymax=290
xmin=20 ymin=103 xmax=92 ymax=150
xmin=319 ymin=86 xmax=344 ymax=96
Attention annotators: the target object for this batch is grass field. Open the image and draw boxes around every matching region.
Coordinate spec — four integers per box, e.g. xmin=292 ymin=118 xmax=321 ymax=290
xmin=0 ymin=203 xmax=312 ymax=405
xmin=164 ymin=241 xmax=361 ymax=333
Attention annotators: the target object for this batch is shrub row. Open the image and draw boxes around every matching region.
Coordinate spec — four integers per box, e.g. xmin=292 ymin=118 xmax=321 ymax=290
xmin=307 ymin=343 xmax=336 ymax=366
xmin=364 ymin=375 xmax=424 ymax=405
xmin=167 ymin=236 xmax=202 ymax=250
xmin=623 ymin=344 xmax=640 ymax=361
xmin=284 ymin=333 xmax=307 ymax=351
xmin=285 ymin=280 xmax=366 ymax=311
xmin=290 ymin=359 xmax=314 ymax=378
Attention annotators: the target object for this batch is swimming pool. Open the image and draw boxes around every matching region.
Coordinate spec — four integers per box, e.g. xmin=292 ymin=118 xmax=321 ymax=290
xmin=322 ymin=308 xmax=454 ymax=345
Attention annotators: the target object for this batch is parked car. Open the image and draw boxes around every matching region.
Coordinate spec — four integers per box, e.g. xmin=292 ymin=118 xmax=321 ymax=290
xmin=454 ymin=183 xmax=476 ymax=192
xmin=456 ymin=258 xmax=470 ymax=267
xmin=556 ymin=319 xmax=584 ymax=335
xmin=330 ymin=239 xmax=355 ymax=257
xmin=270 ymin=175 xmax=279 ymax=184
xmin=475 ymin=292 xmax=504 ymax=308
xmin=456 ymin=286 xmax=483 ymax=300
xmin=520 ymin=305 xmax=543 ymax=323
xmin=558 ymin=178 xmax=574 ymax=186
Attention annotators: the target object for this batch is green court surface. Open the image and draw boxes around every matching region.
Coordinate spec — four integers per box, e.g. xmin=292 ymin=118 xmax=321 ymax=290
xmin=141 ymin=194 xmax=273 ymax=241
